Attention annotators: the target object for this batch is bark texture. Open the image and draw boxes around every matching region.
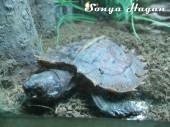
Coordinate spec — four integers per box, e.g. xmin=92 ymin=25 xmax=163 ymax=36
xmin=29 ymin=0 xmax=56 ymax=34
xmin=0 ymin=0 xmax=38 ymax=65
xmin=29 ymin=0 xmax=73 ymax=34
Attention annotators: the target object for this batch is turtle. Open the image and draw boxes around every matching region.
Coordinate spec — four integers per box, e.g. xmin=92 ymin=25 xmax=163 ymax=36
xmin=23 ymin=36 xmax=148 ymax=117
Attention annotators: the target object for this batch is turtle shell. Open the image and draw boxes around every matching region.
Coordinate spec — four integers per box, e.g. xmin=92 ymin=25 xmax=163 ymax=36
xmin=38 ymin=36 xmax=146 ymax=93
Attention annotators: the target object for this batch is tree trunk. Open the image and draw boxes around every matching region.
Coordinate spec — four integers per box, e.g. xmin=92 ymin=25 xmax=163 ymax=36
xmin=29 ymin=0 xmax=56 ymax=34
xmin=0 ymin=0 xmax=38 ymax=65
xmin=29 ymin=0 xmax=73 ymax=35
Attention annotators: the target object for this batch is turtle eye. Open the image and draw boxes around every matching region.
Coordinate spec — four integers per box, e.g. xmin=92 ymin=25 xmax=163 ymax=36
xmin=33 ymin=84 xmax=44 ymax=93
xmin=37 ymin=86 xmax=43 ymax=92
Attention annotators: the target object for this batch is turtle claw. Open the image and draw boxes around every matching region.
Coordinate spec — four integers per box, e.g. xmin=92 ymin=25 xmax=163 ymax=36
xmin=137 ymin=55 xmax=145 ymax=61
xmin=130 ymin=49 xmax=136 ymax=54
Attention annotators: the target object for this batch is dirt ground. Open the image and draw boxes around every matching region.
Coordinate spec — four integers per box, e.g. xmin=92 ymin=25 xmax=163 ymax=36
xmin=0 ymin=21 xmax=169 ymax=121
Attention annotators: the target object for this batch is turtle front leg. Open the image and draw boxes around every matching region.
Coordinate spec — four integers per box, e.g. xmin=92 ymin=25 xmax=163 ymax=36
xmin=92 ymin=94 xmax=148 ymax=118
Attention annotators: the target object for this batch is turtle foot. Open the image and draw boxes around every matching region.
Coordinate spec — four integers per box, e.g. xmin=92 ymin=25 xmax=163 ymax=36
xmin=92 ymin=95 xmax=148 ymax=117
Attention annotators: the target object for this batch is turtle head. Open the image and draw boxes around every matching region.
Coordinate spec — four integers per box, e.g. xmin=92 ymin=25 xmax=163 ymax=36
xmin=23 ymin=71 xmax=64 ymax=103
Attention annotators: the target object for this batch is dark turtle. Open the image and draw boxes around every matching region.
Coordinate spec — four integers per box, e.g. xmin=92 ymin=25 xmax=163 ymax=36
xmin=23 ymin=36 xmax=148 ymax=117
